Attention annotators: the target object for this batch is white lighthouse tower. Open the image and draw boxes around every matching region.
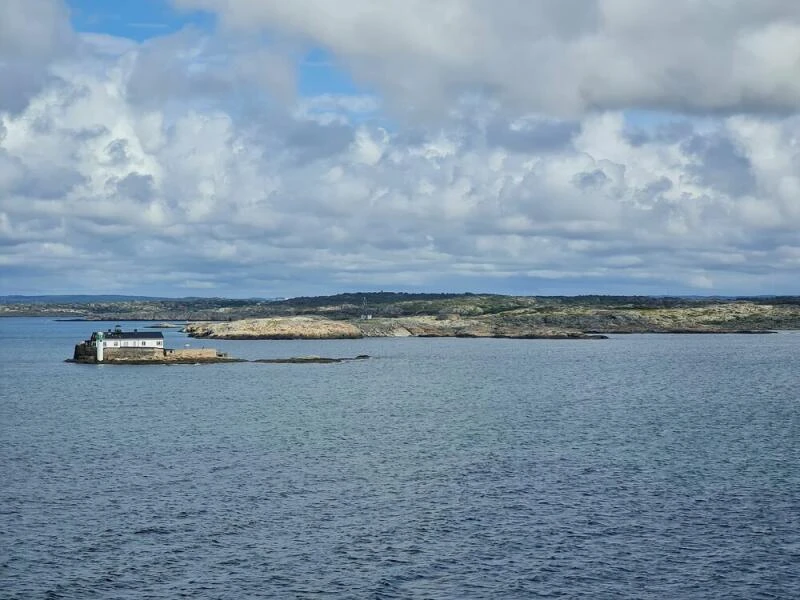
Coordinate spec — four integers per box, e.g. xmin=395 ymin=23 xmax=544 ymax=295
xmin=95 ymin=332 xmax=104 ymax=362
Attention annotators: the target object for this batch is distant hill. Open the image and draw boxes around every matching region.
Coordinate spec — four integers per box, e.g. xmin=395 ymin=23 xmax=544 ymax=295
xmin=2 ymin=293 xmax=799 ymax=328
xmin=0 ymin=295 xmax=276 ymax=304
xmin=0 ymin=295 xmax=172 ymax=304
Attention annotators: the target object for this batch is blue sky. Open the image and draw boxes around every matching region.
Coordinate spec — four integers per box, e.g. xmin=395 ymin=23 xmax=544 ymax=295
xmin=67 ymin=0 xmax=367 ymax=99
xmin=1 ymin=0 xmax=799 ymax=297
xmin=68 ymin=0 xmax=213 ymax=41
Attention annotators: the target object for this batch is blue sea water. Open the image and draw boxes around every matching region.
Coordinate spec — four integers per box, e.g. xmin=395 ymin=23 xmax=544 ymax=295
xmin=1 ymin=317 xmax=799 ymax=599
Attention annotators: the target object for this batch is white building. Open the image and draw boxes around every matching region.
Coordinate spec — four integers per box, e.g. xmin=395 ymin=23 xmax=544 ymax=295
xmin=89 ymin=327 xmax=164 ymax=361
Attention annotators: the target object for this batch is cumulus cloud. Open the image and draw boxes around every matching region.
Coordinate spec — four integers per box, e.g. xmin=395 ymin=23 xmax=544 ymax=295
xmin=173 ymin=0 xmax=800 ymax=116
xmin=1 ymin=0 xmax=799 ymax=296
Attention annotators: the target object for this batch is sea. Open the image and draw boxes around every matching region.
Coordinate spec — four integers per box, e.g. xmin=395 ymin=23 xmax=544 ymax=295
xmin=1 ymin=317 xmax=799 ymax=599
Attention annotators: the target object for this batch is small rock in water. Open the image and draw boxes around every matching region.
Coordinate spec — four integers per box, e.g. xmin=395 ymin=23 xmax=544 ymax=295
xmin=253 ymin=355 xmax=371 ymax=364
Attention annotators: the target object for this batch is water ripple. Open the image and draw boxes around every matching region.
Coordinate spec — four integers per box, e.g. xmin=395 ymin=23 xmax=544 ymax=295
xmin=2 ymin=323 xmax=799 ymax=598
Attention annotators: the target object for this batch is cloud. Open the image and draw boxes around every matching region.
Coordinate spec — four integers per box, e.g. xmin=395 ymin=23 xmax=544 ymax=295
xmin=173 ymin=0 xmax=800 ymax=117
xmin=1 ymin=1 xmax=800 ymax=296
xmin=118 ymin=27 xmax=300 ymax=112
xmin=3 ymin=47 xmax=800 ymax=295
xmin=0 ymin=0 xmax=76 ymax=112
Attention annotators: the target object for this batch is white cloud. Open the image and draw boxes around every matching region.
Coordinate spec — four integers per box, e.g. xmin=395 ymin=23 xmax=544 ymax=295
xmin=1 ymin=0 xmax=800 ymax=296
xmin=173 ymin=0 xmax=800 ymax=116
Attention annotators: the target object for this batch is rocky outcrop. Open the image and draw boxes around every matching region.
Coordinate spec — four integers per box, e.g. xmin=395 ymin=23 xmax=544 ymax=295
xmin=253 ymin=355 xmax=370 ymax=364
xmin=355 ymin=316 xmax=606 ymax=338
xmin=184 ymin=316 xmax=363 ymax=339
xmin=184 ymin=315 xmax=607 ymax=340
xmin=498 ymin=304 xmax=782 ymax=333
xmin=68 ymin=346 xmax=240 ymax=364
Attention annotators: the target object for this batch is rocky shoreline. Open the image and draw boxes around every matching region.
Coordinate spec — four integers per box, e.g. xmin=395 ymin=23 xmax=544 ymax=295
xmin=254 ymin=355 xmax=371 ymax=364
xmin=67 ymin=355 xmax=371 ymax=365
xmin=183 ymin=316 xmax=610 ymax=340
xmin=181 ymin=309 xmax=784 ymax=340
xmin=585 ymin=329 xmax=776 ymax=335
xmin=66 ymin=357 xmax=244 ymax=365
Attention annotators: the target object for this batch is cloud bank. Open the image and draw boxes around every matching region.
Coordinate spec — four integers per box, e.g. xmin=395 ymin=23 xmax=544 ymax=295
xmin=1 ymin=0 xmax=799 ymax=296
xmin=175 ymin=0 xmax=800 ymax=116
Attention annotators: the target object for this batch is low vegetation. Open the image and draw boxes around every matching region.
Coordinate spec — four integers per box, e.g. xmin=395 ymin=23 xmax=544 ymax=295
xmin=4 ymin=293 xmax=800 ymax=334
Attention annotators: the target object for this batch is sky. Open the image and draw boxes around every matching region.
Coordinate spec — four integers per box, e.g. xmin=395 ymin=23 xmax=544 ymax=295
xmin=1 ymin=0 xmax=799 ymax=298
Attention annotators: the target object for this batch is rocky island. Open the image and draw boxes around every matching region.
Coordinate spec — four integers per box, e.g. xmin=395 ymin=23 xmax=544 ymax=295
xmin=67 ymin=326 xmax=371 ymax=365
xmin=6 ymin=292 xmax=800 ymax=339
xmin=68 ymin=327 xmax=241 ymax=364
xmin=175 ymin=294 xmax=799 ymax=339
xmin=182 ymin=315 xmax=608 ymax=340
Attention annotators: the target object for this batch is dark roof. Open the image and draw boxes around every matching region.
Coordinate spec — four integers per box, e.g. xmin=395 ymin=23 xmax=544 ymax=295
xmin=103 ymin=331 xmax=164 ymax=340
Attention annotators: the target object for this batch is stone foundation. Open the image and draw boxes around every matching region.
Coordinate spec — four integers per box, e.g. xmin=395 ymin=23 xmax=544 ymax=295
xmin=164 ymin=348 xmax=220 ymax=360
xmin=104 ymin=348 xmax=164 ymax=360
xmin=70 ymin=346 xmax=229 ymax=364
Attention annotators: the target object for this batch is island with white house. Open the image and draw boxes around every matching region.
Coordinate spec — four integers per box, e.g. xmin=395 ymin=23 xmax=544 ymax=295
xmin=70 ymin=325 xmax=237 ymax=364
xmin=69 ymin=324 xmax=371 ymax=365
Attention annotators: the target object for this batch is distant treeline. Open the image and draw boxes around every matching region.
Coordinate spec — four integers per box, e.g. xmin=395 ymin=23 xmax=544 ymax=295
xmin=4 ymin=292 xmax=800 ymax=308
xmin=547 ymin=295 xmax=800 ymax=308
xmin=271 ymin=292 xmax=483 ymax=308
xmin=0 ymin=295 xmax=172 ymax=304
xmin=274 ymin=292 xmax=800 ymax=309
xmin=3 ymin=293 xmax=800 ymax=321
xmin=0 ymin=296 xmax=274 ymax=308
